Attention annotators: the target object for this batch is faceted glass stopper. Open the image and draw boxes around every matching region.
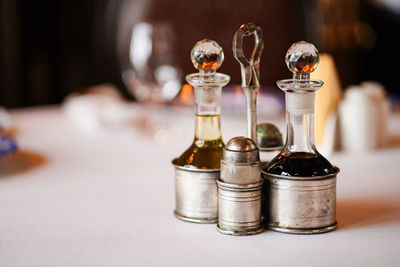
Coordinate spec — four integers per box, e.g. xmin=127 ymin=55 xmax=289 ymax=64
xmin=285 ymin=41 xmax=319 ymax=74
xmin=191 ymin=39 xmax=224 ymax=72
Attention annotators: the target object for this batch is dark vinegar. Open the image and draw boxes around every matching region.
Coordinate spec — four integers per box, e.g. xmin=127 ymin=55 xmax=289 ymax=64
xmin=265 ymin=152 xmax=335 ymax=177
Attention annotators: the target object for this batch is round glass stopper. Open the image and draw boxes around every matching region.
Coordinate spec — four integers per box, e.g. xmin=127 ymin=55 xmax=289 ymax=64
xmin=191 ymin=39 xmax=224 ymax=72
xmin=285 ymin=41 xmax=319 ymax=74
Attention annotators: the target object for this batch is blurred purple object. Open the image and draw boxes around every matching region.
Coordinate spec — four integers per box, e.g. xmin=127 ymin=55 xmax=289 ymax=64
xmin=0 ymin=135 xmax=17 ymax=158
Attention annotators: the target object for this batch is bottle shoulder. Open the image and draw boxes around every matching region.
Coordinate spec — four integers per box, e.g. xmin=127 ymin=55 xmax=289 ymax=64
xmin=265 ymin=151 xmax=335 ymax=177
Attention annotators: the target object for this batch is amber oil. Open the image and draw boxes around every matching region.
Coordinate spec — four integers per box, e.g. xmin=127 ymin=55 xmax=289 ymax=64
xmin=176 ymin=114 xmax=224 ymax=169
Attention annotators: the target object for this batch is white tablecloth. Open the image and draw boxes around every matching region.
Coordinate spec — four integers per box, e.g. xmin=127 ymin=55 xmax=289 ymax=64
xmin=1 ymin=106 xmax=400 ymax=266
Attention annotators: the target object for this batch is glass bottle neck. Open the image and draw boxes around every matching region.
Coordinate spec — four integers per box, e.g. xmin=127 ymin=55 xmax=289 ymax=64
xmin=194 ymin=86 xmax=222 ymax=140
xmin=194 ymin=86 xmax=221 ymax=115
xmin=186 ymin=72 xmax=229 ymax=142
xmin=284 ymin=91 xmax=317 ymax=153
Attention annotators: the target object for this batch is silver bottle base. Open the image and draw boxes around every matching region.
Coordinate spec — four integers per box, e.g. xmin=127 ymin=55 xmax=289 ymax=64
xmin=267 ymin=222 xmax=337 ymax=234
xmin=262 ymin=167 xmax=339 ymax=235
xmin=173 ymin=159 xmax=219 ymax=224
xmin=174 ymin=210 xmax=218 ymax=224
xmin=217 ymin=225 xmax=264 ymax=236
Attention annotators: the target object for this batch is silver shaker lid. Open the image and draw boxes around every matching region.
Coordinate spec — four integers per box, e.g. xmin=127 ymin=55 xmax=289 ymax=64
xmin=223 ymin=136 xmax=259 ymax=164
xmin=257 ymin=123 xmax=283 ymax=151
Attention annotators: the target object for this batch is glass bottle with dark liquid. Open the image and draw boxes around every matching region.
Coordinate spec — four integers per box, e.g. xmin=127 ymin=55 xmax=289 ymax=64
xmin=176 ymin=39 xmax=230 ymax=169
xmin=265 ymin=41 xmax=335 ymax=176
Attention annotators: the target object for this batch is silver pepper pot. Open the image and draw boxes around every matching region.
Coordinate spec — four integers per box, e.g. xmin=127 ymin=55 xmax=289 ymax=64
xmin=217 ymin=136 xmax=264 ymax=235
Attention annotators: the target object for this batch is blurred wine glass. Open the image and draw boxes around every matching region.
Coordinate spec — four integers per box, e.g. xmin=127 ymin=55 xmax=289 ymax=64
xmin=122 ymin=22 xmax=182 ymax=104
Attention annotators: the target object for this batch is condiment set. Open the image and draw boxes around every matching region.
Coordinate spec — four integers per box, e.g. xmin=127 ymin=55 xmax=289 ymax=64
xmin=173 ymin=23 xmax=339 ymax=235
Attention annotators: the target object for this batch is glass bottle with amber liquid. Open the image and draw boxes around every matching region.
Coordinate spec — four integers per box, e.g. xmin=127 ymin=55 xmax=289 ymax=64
xmin=265 ymin=41 xmax=335 ymax=176
xmin=175 ymin=39 xmax=230 ymax=169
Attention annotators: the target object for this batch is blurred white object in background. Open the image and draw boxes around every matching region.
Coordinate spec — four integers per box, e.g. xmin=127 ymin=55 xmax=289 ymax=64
xmin=339 ymin=81 xmax=390 ymax=153
xmin=362 ymin=82 xmax=390 ymax=148
xmin=62 ymin=84 xmax=135 ymax=134
xmin=122 ymin=22 xmax=182 ymax=103
xmin=62 ymin=84 xmax=173 ymax=144
xmin=313 ymin=54 xmax=342 ymax=157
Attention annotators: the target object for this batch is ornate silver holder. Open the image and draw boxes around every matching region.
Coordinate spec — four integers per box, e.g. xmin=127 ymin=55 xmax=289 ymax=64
xmin=262 ymin=167 xmax=339 ymax=234
xmin=173 ymin=159 xmax=219 ymax=223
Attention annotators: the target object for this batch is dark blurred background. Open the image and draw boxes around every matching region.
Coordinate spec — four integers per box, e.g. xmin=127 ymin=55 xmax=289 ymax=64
xmin=1 ymin=0 xmax=399 ymax=107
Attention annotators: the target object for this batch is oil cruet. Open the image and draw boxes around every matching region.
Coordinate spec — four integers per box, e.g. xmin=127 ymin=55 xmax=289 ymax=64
xmin=173 ymin=39 xmax=230 ymax=223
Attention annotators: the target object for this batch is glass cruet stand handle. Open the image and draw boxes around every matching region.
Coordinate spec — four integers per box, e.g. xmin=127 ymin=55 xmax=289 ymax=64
xmin=266 ymin=41 xmax=335 ymax=177
xmin=176 ymin=39 xmax=230 ymax=169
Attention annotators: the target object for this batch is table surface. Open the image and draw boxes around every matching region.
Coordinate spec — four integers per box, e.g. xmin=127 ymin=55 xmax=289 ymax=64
xmin=1 ymin=105 xmax=400 ymax=267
